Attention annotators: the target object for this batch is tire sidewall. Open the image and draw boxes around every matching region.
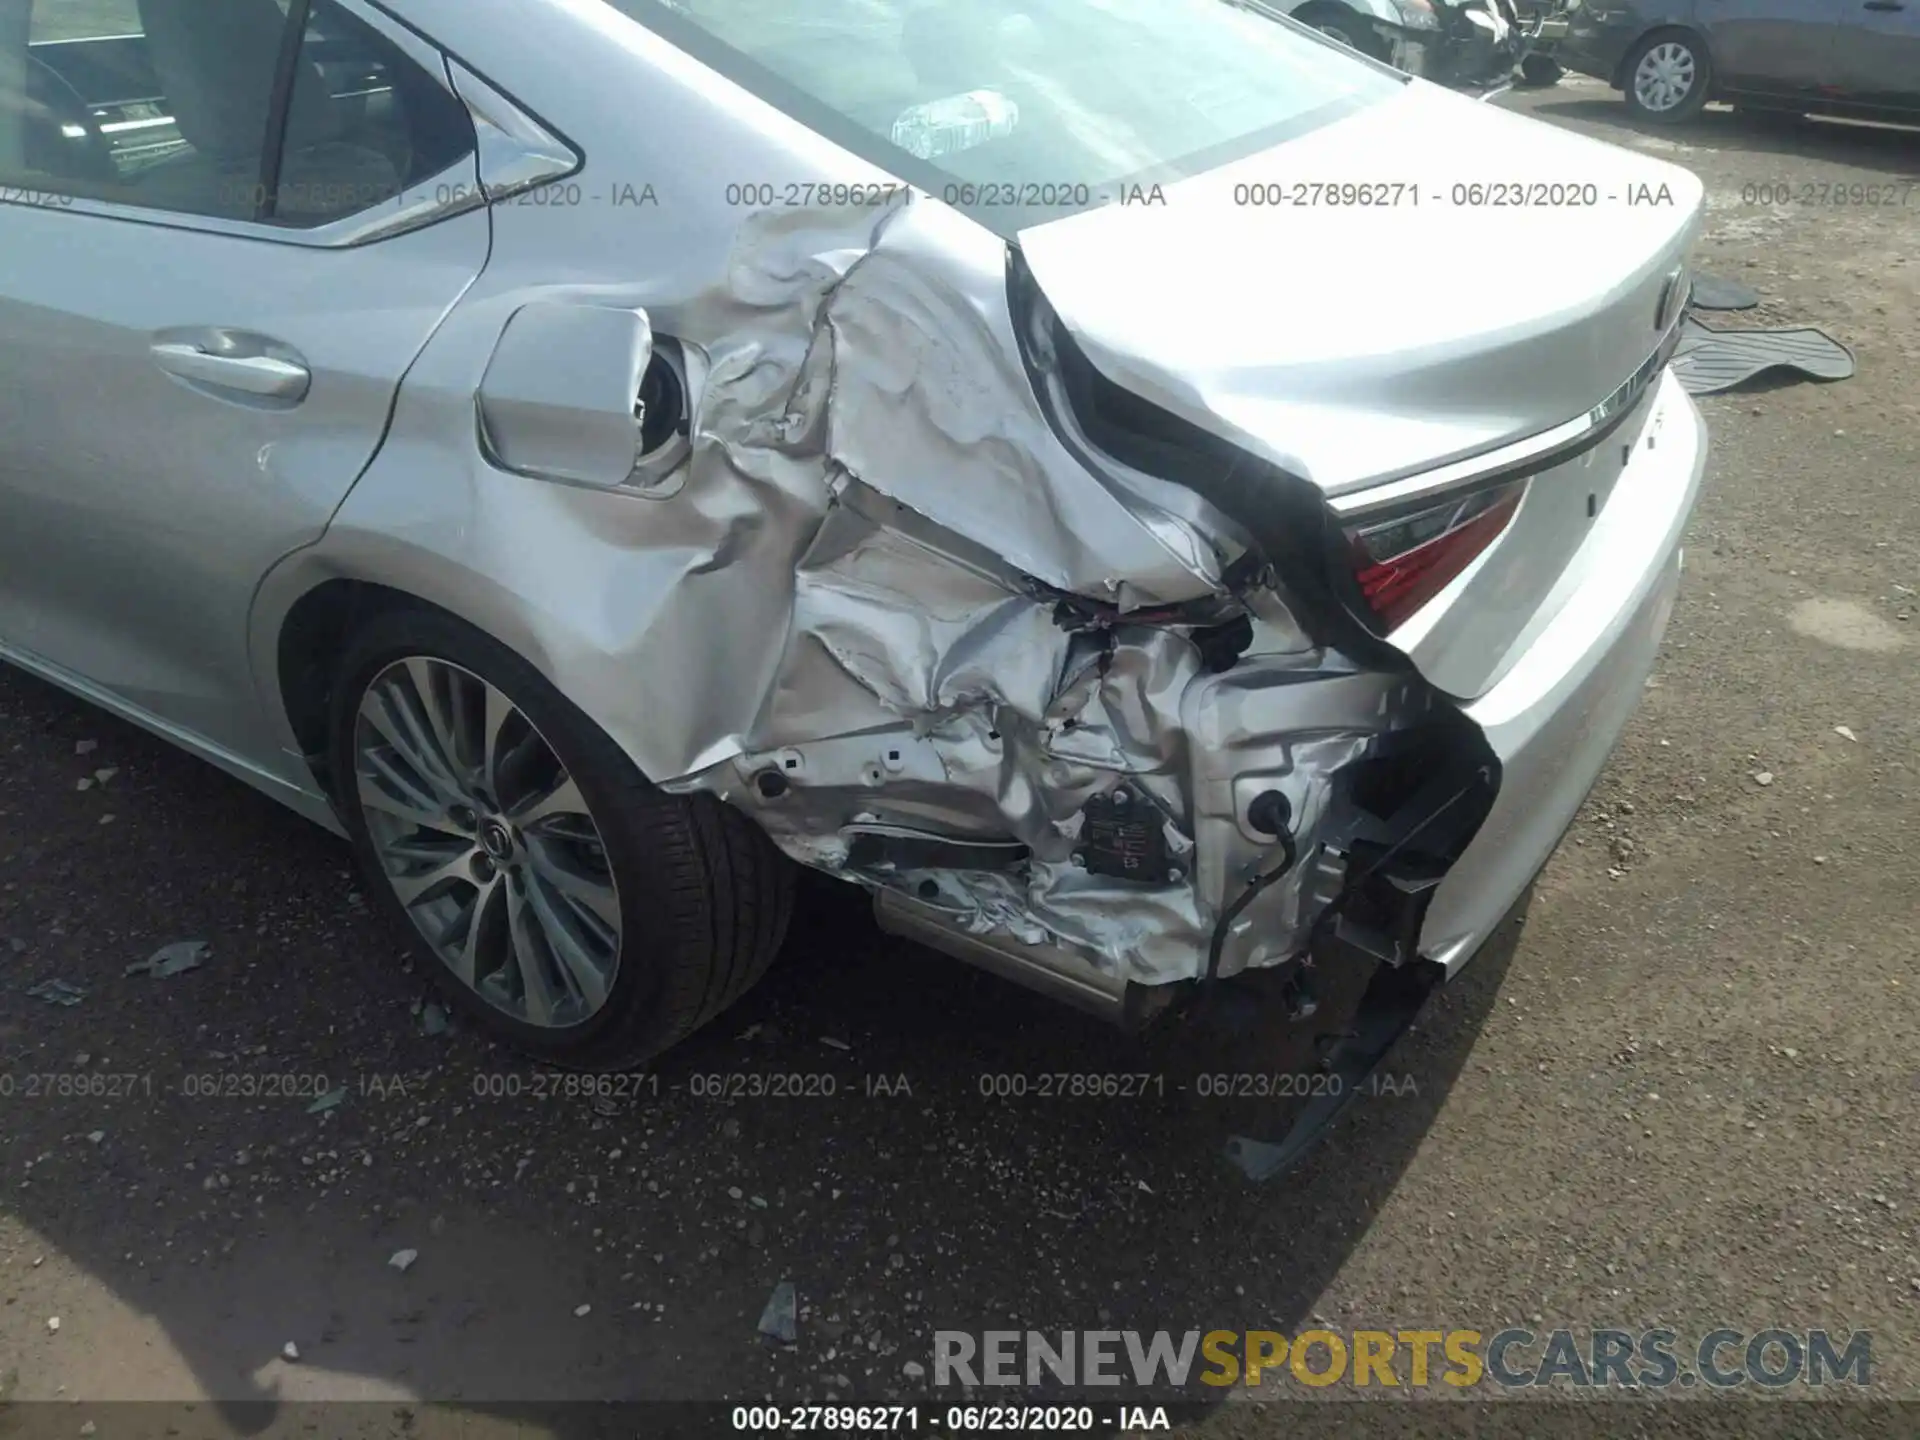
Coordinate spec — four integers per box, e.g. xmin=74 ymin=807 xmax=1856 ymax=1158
xmin=327 ymin=608 xmax=683 ymax=1069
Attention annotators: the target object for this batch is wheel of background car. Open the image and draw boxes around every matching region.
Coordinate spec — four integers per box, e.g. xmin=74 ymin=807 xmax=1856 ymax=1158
xmin=1517 ymin=53 xmax=1564 ymax=89
xmin=326 ymin=606 xmax=795 ymax=1070
xmin=24 ymin=54 xmax=117 ymax=186
xmin=1621 ymin=31 xmax=1711 ymax=123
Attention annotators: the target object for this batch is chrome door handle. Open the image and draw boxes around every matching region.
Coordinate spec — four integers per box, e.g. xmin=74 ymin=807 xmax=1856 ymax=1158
xmin=150 ymin=341 xmax=311 ymax=401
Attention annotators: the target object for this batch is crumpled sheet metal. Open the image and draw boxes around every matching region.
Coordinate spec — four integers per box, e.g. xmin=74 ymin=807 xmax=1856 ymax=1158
xmin=652 ymin=195 xmax=1427 ymax=985
xmin=296 ymin=202 xmax=883 ymax=788
xmin=309 ymin=186 xmax=1418 ymax=988
xmin=702 ymin=505 xmax=1221 ymax=978
xmin=814 ymin=200 xmax=1230 ymax=608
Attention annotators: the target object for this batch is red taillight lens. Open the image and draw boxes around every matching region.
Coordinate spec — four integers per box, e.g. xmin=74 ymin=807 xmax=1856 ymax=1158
xmin=1342 ymin=479 xmax=1526 ymax=632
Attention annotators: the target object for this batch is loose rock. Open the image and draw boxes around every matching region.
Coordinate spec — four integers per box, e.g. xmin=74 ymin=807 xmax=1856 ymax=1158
xmin=125 ymin=940 xmax=208 ymax=979
xmin=757 ymin=1282 xmax=799 ymax=1344
xmin=26 ymin=979 xmax=85 ymax=1007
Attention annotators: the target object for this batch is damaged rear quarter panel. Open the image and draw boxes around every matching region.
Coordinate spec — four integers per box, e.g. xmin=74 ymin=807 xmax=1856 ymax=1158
xmin=253 ymin=0 xmax=1473 ymax=989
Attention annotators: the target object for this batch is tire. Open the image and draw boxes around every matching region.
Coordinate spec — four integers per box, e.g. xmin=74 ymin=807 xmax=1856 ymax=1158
xmin=1517 ymin=53 xmax=1564 ymax=88
xmin=328 ymin=606 xmax=793 ymax=1070
xmin=1620 ymin=30 xmax=1711 ymax=123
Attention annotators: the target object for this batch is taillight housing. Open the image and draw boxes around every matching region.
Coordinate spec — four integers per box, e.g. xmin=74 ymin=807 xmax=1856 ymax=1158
xmin=1341 ymin=478 xmax=1527 ymax=632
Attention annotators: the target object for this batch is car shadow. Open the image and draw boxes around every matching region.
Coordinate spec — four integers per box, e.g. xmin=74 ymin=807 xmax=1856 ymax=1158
xmin=0 ymin=663 xmax=1521 ymax=1436
xmin=1525 ymin=95 xmax=1920 ymax=176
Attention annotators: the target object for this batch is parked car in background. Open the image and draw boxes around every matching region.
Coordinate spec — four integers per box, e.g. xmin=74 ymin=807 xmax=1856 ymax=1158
xmin=2 ymin=0 xmax=1706 ymax=1116
xmin=1509 ymin=0 xmax=1570 ymax=85
xmin=1267 ymin=0 xmax=1443 ymax=67
xmin=1269 ymin=0 xmax=1536 ymax=89
xmin=1556 ymin=0 xmax=1920 ymax=123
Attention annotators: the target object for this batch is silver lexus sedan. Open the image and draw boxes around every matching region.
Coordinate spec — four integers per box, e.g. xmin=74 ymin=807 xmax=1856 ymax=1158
xmin=0 ymin=0 xmax=1706 ymax=1083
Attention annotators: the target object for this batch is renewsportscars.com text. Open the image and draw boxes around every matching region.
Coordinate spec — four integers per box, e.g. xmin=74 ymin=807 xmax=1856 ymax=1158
xmin=933 ymin=1327 xmax=1872 ymax=1390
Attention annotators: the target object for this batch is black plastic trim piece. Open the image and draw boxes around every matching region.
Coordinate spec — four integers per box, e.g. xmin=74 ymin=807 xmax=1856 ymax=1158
xmin=1224 ymin=958 xmax=1441 ymax=1181
xmin=844 ymin=827 xmax=1030 ymax=874
xmin=256 ymin=0 xmax=316 ymax=223
xmin=1005 ymin=248 xmax=1409 ymax=670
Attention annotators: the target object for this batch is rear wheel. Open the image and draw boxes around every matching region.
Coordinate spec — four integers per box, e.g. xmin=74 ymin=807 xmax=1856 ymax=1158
xmin=1621 ymin=31 xmax=1711 ymax=122
xmin=328 ymin=607 xmax=793 ymax=1070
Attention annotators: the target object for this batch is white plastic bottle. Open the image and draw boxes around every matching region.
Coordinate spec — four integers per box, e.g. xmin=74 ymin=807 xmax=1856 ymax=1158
xmin=889 ymin=90 xmax=1022 ymax=160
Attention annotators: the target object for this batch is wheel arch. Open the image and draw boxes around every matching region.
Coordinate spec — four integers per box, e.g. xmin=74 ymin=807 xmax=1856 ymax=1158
xmin=252 ymin=547 xmax=609 ymax=808
xmin=285 ymin=563 xmax=797 ymax=1070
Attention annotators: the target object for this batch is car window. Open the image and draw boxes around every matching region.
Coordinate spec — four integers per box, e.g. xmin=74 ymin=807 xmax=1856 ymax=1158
xmin=0 ymin=0 xmax=473 ymax=227
xmin=4 ymin=0 xmax=288 ymax=217
xmin=268 ymin=0 xmax=476 ymax=227
xmin=29 ymin=0 xmax=145 ymax=42
xmin=602 ymin=0 xmax=1403 ymax=233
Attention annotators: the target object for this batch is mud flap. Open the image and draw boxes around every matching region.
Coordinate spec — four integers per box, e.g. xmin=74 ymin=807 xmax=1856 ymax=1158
xmin=1222 ymin=958 xmax=1441 ymax=1182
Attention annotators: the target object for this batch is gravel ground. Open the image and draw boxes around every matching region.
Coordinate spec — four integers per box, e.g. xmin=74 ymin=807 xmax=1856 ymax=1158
xmin=2 ymin=82 xmax=1916 ymax=1440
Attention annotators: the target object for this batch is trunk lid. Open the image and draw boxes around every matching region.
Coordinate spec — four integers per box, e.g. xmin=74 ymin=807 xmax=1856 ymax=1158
xmin=1017 ymin=80 xmax=1703 ymax=698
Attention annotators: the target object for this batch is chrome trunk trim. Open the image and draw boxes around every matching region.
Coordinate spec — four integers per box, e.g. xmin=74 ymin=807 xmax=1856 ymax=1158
xmin=1330 ymin=306 xmax=1690 ymax=518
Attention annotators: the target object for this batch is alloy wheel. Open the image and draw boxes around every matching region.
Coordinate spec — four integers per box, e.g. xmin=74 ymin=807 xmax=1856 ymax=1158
xmin=352 ymin=657 xmax=622 ymax=1029
xmin=1632 ymin=42 xmax=1696 ymax=113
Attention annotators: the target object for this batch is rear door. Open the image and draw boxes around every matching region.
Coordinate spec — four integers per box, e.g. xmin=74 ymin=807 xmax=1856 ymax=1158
xmin=0 ymin=0 xmax=487 ymax=760
xmin=1826 ymin=0 xmax=1920 ymax=108
xmin=1698 ymin=0 xmax=1841 ymax=94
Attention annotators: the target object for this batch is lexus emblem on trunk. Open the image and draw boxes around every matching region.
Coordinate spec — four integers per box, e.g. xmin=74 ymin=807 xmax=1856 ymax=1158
xmin=1656 ymin=265 xmax=1690 ymax=333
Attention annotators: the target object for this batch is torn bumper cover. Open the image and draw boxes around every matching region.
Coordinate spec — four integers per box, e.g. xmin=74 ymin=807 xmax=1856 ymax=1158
xmin=602 ymin=175 xmax=1701 ymax=1031
xmin=651 ymin=200 xmax=1534 ymax=1021
xmin=694 ymin=491 xmax=1495 ymax=1006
